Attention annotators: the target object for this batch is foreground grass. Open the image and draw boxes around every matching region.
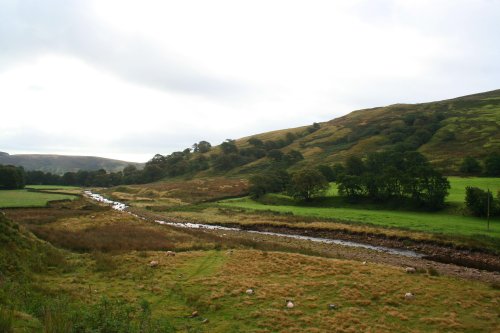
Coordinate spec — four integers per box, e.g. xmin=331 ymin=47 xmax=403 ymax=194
xmin=0 ymin=189 xmax=77 ymax=208
xmin=15 ymin=249 xmax=500 ymax=332
xmin=2 ymin=204 xmax=499 ymax=332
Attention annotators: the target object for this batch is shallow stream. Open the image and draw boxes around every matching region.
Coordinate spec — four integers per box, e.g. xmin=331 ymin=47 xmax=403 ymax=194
xmin=84 ymin=191 xmax=423 ymax=258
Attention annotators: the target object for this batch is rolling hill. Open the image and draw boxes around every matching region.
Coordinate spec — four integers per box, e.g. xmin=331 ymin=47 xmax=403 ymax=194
xmin=216 ymin=89 xmax=500 ymax=175
xmin=0 ymin=153 xmax=144 ymax=174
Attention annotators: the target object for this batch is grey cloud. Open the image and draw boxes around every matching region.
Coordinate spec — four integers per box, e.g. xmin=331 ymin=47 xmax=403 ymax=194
xmin=0 ymin=0 xmax=248 ymax=98
xmin=0 ymin=129 xmax=87 ymax=153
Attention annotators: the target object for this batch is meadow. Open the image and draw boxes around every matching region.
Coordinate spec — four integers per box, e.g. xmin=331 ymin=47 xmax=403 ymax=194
xmin=218 ymin=177 xmax=500 ymax=243
xmin=0 ymin=189 xmax=78 ymax=208
xmin=1 ymin=203 xmax=499 ymax=332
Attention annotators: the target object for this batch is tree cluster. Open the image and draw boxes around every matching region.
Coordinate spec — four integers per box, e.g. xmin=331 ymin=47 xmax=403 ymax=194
xmin=336 ymin=151 xmax=450 ymax=209
xmin=459 ymin=154 xmax=500 ymax=176
xmin=465 ymin=187 xmax=499 ymax=218
xmin=249 ymin=167 xmax=328 ymax=201
xmin=0 ymin=164 xmax=26 ymax=189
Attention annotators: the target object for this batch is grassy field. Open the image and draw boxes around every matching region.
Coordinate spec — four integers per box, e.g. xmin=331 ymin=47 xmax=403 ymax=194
xmin=0 ymin=189 xmax=77 ymax=208
xmin=447 ymin=177 xmax=500 ymax=204
xmin=2 ymin=205 xmax=499 ymax=332
xmin=25 ymin=185 xmax=81 ymax=190
xmin=219 ymin=177 xmax=500 ymax=241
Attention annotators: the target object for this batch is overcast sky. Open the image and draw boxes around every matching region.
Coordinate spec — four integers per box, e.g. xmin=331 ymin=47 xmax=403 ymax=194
xmin=1 ymin=0 xmax=499 ymax=162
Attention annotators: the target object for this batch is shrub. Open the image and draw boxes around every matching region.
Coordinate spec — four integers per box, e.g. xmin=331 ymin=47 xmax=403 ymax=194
xmin=465 ymin=186 xmax=496 ymax=217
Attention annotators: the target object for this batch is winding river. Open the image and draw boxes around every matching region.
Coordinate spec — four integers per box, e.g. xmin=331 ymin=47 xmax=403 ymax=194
xmin=84 ymin=191 xmax=423 ymax=258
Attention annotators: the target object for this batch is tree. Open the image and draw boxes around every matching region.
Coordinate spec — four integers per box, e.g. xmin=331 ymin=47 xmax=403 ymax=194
xmin=284 ymin=150 xmax=304 ymax=165
xmin=465 ymin=186 xmax=495 ymax=217
xmin=249 ymin=169 xmax=290 ymax=198
xmin=459 ymin=156 xmax=482 ymax=174
xmin=267 ymin=149 xmax=284 ymax=162
xmin=484 ymin=153 xmax=500 ymax=176
xmin=288 ymin=169 xmax=329 ymax=201
xmin=193 ymin=141 xmax=212 ymax=153
xmin=220 ymin=139 xmax=238 ymax=154
xmin=316 ymin=165 xmax=335 ymax=182
xmin=248 ymin=137 xmax=264 ymax=148
xmin=345 ymin=156 xmax=365 ymax=176
xmin=0 ymin=165 xmax=25 ymax=189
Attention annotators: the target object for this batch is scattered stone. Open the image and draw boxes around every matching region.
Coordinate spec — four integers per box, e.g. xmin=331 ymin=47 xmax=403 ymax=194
xmin=166 ymin=251 xmax=176 ymax=257
xmin=202 ymin=318 xmax=209 ymax=324
xmin=149 ymin=260 xmax=159 ymax=267
xmin=328 ymin=304 xmax=337 ymax=310
xmin=246 ymin=288 xmax=254 ymax=295
xmin=190 ymin=311 xmax=198 ymax=318
xmin=405 ymin=267 xmax=416 ymax=274
xmin=404 ymin=292 xmax=414 ymax=300
xmin=286 ymin=300 xmax=294 ymax=309
xmin=362 ymin=261 xmax=367 ymax=265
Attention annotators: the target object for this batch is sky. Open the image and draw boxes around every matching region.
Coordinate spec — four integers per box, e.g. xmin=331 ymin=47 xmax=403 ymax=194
xmin=1 ymin=0 xmax=499 ymax=162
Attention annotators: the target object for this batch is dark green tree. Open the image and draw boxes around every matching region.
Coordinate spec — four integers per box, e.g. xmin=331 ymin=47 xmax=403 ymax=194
xmin=0 ymin=165 xmax=25 ymax=189
xmin=220 ymin=139 xmax=238 ymax=154
xmin=484 ymin=153 xmax=500 ymax=176
xmin=459 ymin=156 xmax=482 ymax=174
xmin=465 ymin=186 xmax=496 ymax=217
xmin=288 ymin=169 xmax=329 ymax=201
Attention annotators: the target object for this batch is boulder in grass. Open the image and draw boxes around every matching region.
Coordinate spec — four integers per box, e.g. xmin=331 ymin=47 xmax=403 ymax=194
xmin=286 ymin=300 xmax=294 ymax=309
xmin=405 ymin=292 xmax=414 ymax=300
xmin=149 ymin=260 xmax=159 ymax=267
xmin=246 ymin=289 xmax=254 ymax=295
xmin=166 ymin=251 xmax=176 ymax=257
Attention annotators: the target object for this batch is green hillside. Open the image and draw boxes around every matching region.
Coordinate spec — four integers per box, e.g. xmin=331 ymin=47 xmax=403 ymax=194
xmin=0 ymin=153 xmax=144 ymax=174
xmin=214 ymin=89 xmax=500 ymax=176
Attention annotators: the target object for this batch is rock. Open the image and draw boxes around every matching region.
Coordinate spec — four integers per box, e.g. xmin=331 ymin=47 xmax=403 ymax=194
xmin=404 ymin=292 xmax=414 ymax=300
xmin=328 ymin=304 xmax=337 ymax=310
xmin=202 ymin=318 xmax=209 ymax=324
xmin=286 ymin=300 xmax=294 ymax=309
xmin=362 ymin=261 xmax=367 ymax=265
xmin=246 ymin=288 xmax=254 ymax=295
xmin=405 ymin=267 xmax=416 ymax=274
xmin=149 ymin=260 xmax=159 ymax=267
xmin=190 ymin=311 xmax=198 ymax=318
xmin=166 ymin=251 xmax=176 ymax=257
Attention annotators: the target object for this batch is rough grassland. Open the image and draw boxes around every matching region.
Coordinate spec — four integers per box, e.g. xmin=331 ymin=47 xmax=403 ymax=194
xmin=34 ymin=249 xmax=500 ymax=332
xmin=0 ymin=189 xmax=77 ymax=208
xmin=2 ymin=203 xmax=499 ymax=332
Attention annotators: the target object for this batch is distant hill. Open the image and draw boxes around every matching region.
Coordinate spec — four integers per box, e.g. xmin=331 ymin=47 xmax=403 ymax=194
xmin=202 ymin=89 xmax=500 ymax=175
xmin=0 ymin=153 xmax=144 ymax=174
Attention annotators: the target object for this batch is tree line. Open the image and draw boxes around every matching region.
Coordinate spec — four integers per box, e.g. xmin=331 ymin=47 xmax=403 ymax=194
xmin=250 ymin=151 xmax=451 ymax=210
xmin=0 ymin=164 xmax=26 ymax=189
xmin=459 ymin=154 xmax=500 ymax=176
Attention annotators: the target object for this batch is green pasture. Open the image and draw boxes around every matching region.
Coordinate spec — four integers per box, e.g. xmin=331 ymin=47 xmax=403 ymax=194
xmin=220 ymin=177 xmax=500 ymax=241
xmin=447 ymin=177 xmax=500 ymax=204
xmin=25 ymin=185 xmax=81 ymax=190
xmin=0 ymin=189 xmax=77 ymax=208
